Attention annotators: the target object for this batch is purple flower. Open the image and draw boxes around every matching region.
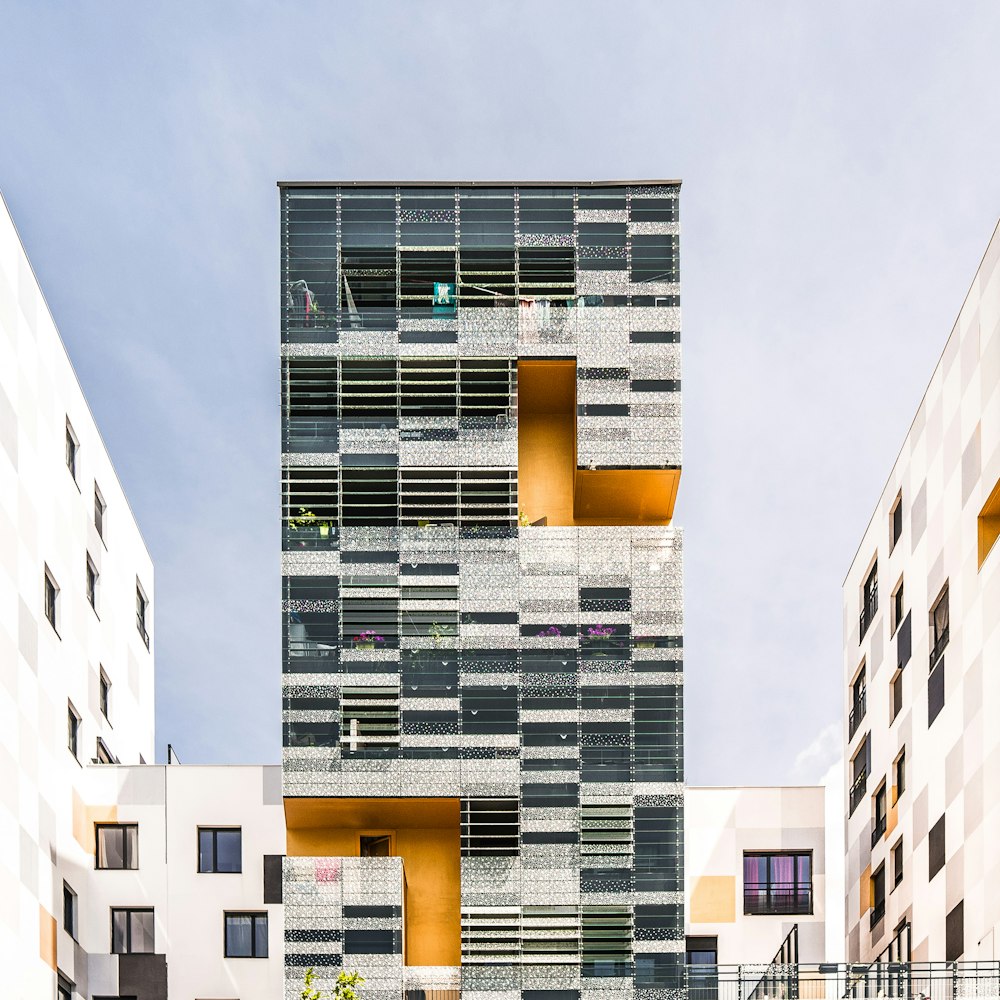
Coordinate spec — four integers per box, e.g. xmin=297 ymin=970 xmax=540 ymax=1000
xmin=587 ymin=624 xmax=615 ymax=637
xmin=355 ymin=630 xmax=385 ymax=644
xmin=537 ymin=625 xmax=562 ymax=637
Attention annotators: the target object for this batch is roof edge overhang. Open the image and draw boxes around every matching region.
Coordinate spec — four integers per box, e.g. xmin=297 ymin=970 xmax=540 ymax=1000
xmin=277 ymin=178 xmax=682 ymax=189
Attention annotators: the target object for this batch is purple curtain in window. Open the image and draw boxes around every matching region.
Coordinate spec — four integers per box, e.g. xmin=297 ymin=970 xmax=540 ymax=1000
xmin=744 ymin=855 xmax=768 ymax=909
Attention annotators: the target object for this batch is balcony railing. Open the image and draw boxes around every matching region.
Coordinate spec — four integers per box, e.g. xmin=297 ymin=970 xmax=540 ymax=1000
xmin=850 ymin=770 xmax=868 ymax=814
xmin=849 ymin=691 xmax=867 ymax=739
xmin=871 ymin=813 xmax=887 ymax=847
xmin=743 ymin=884 xmax=812 ymax=916
xmin=930 ymin=626 xmax=949 ymax=667
xmin=859 ymin=590 xmax=878 ymax=639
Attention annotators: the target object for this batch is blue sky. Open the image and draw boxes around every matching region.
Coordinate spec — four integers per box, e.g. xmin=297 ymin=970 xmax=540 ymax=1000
xmin=2 ymin=1 xmax=999 ymax=782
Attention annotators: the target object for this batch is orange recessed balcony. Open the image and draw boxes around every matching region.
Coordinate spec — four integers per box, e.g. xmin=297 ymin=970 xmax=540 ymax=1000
xmin=517 ymin=359 xmax=679 ymax=526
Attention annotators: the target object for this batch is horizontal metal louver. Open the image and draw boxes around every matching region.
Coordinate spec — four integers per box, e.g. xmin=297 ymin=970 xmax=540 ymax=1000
xmin=340 ymin=687 xmax=400 ymax=750
xmin=580 ymin=803 xmax=633 ymax=858
xmin=461 ymin=798 xmax=519 ymax=857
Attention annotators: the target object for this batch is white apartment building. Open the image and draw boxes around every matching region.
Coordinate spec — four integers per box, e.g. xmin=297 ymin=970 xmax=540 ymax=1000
xmin=685 ymin=786 xmax=834 ymax=966
xmin=0 ymin=192 xmax=288 ymax=1000
xmin=843 ymin=219 xmax=1000 ymax=962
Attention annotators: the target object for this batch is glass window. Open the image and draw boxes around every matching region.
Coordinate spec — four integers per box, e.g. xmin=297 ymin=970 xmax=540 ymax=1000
xmin=893 ymin=839 xmax=904 ymax=888
xmin=891 ymin=578 xmax=904 ymax=634
xmin=86 ymin=557 xmax=98 ymax=611
xmin=198 ymin=828 xmax=242 ymax=873
xmin=68 ymin=704 xmax=80 ymax=758
xmin=111 ymin=907 xmax=154 ymax=954
xmin=895 ymin=749 xmax=906 ymax=797
xmin=136 ymin=582 xmax=149 ymax=648
xmin=63 ymin=881 xmax=77 ymax=938
xmin=45 ymin=571 xmax=58 ymax=631
xmin=94 ymin=484 xmax=106 ymax=539
xmin=871 ymin=864 xmax=886 ymax=926
xmin=225 ymin=912 xmax=268 ymax=958
xmin=931 ymin=584 xmax=949 ymax=664
xmin=100 ymin=670 xmax=110 ymax=720
xmin=360 ymin=834 xmax=392 ymax=857
xmin=890 ymin=493 xmax=903 ymax=550
xmin=66 ymin=421 xmax=78 ymax=481
xmin=96 ymin=824 xmax=138 ymax=870
xmin=743 ymin=852 xmax=812 ymax=915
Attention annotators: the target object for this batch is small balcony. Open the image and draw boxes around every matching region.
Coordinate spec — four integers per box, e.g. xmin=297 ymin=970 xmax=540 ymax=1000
xmin=848 ymin=692 xmax=867 ymax=740
xmin=859 ymin=591 xmax=878 ymax=640
xmin=743 ymin=884 xmax=813 ymax=916
xmin=849 ymin=771 xmax=868 ymax=814
xmin=871 ymin=813 xmax=887 ymax=847
xmin=870 ymin=898 xmax=886 ymax=929
xmin=930 ymin=626 xmax=949 ymax=668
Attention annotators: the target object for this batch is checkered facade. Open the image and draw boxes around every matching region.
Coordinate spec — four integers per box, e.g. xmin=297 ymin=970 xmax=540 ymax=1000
xmin=280 ymin=182 xmax=685 ymax=999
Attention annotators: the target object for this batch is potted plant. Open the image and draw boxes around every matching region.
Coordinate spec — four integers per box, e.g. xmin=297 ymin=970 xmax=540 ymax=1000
xmin=354 ymin=630 xmax=385 ymax=650
xmin=302 ymin=968 xmax=365 ymax=1000
xmin=586 ymin=624 xmax=615 ymax=656
xmin=429 ymin=621 xmax=453 ymax=647
xmin=537 ymin=625 xmax=562 ymax=638
xmin=289 ymin=507 xmax=332 ymax=538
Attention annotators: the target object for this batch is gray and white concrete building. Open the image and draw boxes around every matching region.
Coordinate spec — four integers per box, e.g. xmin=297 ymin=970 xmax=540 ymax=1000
xmin=279 ymin=181 xmax=685 ymax=1000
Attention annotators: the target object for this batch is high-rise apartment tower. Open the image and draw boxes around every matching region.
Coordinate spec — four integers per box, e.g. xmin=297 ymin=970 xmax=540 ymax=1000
xmin=279 ymin=181 xmax=684 ymax=1000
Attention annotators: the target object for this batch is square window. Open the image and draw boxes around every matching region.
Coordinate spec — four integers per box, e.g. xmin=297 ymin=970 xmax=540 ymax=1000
xmin=360 ymin=834 xmax=393 ymax=857
xmin=111 ymin=907 xmax=154 ymax=954
xmin=94 ymin=484 xmax=106 ymax=540
xmin=65 ymin=421 xmax=78 ymax=481
xmin=63 ymin=881 xmax=77 ymax=938
xmin=45 ymin=570 xmax=59 ymax=632
xmin=136 ymin=581 xmax=150 ymax=648
xmin=742 ymin=852 xmax=812 ymax=915
xmin=890 ymin=492 xmax=903 ymax=551
xmin=96 ymin=824 xmax=138 ymax=869
xmin=198 ymin=828 xmax=242 ymax=873
xmin=99 ymin=669 xmax=110 ymax=720
xmin=86 ymin=556 xmax=99 ymax=612
xmin=67 ymin=703 xmax=80 ymax=758
xmin=224 ymin=912 xmax=268 ymax=957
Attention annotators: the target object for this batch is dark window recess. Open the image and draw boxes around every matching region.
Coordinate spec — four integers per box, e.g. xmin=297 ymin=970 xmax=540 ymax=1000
xmin=518 ymin=247 xmax=575 ymax=298
xmin=578 ymin=403 xmax=630 ymax=417
xmin=263 ymin=854 xmax=283 ymax=904
xmin=461 ymin=611 xmax=518 ymax=625
xmin=895 ymin=750 xmax=906 ymax=797
xmin=96 ymin=823 xmax=138 ymax=869
xmin=870 ymin=864 xmax=886 ymax=928
xmin=458 ymin=246 xmax=516 ymax=306
xmin=460 ymin=358 xmax=514 ymax=422
xmin=400 ymin=251 xmax=455 ymax=317
xmin=112 ymin=907 xmax=154 ymax=954
xmin=400 ymin=357 xmax=457 ymax=416
xmin=580 ymin=587 xmax=630 ymax=613
xmin=578 ymin=186 xmax=627 ymax=210
xmin=744 ymin=852 xmax=813 ymax=915
xmin=891 ymin=494 xmax=903 ymax=549
xmin=341 ymin=358 xmax=398 ymax=427
xmin=341 ymin=687 xmax=400 ymax=751
xmin=401 ymin=562 xmax=459 ymax=576
xmin=63 ymin=882 xmax=77 ymax=938
xmin=341 ymin=467 xmax=398 ymax=527
xmin=45 ymin=572 xmax=58 ymax=630
xmin=136 ymin=583 xmax=149 ymax=648
xmin=929 ymin=815 xmax=946 ymax=881
xmin=891 ymin=671 xmax=904 ymax=721
xmin=582 ymin=906 xmax=632 ymax=977
xmin=577 ymin=222 xmax=628 ymax=271
xmin=521 ymin=783 xmax=579 ymax=808
xmin=686 ymin=935 xmax=719 ymax=999
xmin=341 ymin=593 xmax=397 ymax=646
xmin=283 ymin=467 xmax=338 ymax=549
xmin=849 ymin=669 xmax=867 ymax=740
xmin=946 ymin=901 xmax=965 ymax=962
xmin=581 ymin=744 xmax=631 ymax=782
xmin=199 ymin=827 xmax=242 ymax=873
xmin=344 ymin=929 xmax=401 ymax=955
xmin=521 ymin=723 xmax=578 ymax=746
xmin=65 ymin=422 xmax=78 ymax=480
xmin=630 ymin=330 xmax=680 ymax=344
xmin=630 ymin=196 xmax=679 ymax=224
xmin=360 ymin=835 xmax=392 ymax=856
xmin=897 ymin=612 xmax=912 ymax=668
xmin=928 ymin=656 xmax=945 ymax=726
xmin=461 ymin=798 xmax=519 ymax=856
xmin=518 ymin=192 xmax=574 ymax=235
xmin=282 ymin=357 xmax=338 ymax=451
xmin=893 ymin=839 xmax=904 ymax=888
xmin=631 ymin=234 xmax=679 ymax=284
xmin=339 ymin=244 xmax=396 ymax=313
xmin=630 ymin=379 xmax=680 ymax=392
xmin=581 ymin=804 xmax=633 ymax=858
xmin=580 ymin=686 xmax=630 ymax=711
xmin=285 ymin=576 xmax=340 ymax=665
xmin=225 ymin=912 xmax=268 ymax=958
xmin=850 ymin=735 xmax=870 ymax=815
xmin=68 ymin=704 xmax=80 ymax=757
xmin=462 ymin=687 xmax=518 ymax=734
xmin=860 ymin=561 xmax=878 ymax=639
xmin=930 ymin=585 xmax=949 ymax=666
xmin=872 ymin=785 xmax=887 ymax=846
xmin=892 ymin=582 xmax=905 ymax=634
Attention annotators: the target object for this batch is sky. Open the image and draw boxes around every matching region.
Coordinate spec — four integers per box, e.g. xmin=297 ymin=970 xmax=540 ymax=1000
xmin=1 ymin=1 xmax=999 ymax=783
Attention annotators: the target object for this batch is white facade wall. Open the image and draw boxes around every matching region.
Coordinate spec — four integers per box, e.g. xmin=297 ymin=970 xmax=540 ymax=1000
xmin=685 ymin=786 xmax=828 ymax=964
xmin=0 ymin=192 xmax=156 ymax=998
xmin=843 ymin=220 xmax=1000 ymax=962
xmin=71 ymin=764 xmax=286 ymax=1000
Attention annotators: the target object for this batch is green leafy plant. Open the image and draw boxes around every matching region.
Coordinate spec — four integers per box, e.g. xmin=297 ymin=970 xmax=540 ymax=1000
xmin=518 ymin=509 xmax=531 ymax=527
xmin=429 ymin=621 xmax=453 ymax=646
xmin=302 ymin=968 xmax=365 ymax=1000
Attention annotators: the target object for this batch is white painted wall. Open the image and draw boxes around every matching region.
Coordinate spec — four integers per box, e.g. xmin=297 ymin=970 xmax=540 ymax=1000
xmin=686 ymin=786 xmax=827 ymax=965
